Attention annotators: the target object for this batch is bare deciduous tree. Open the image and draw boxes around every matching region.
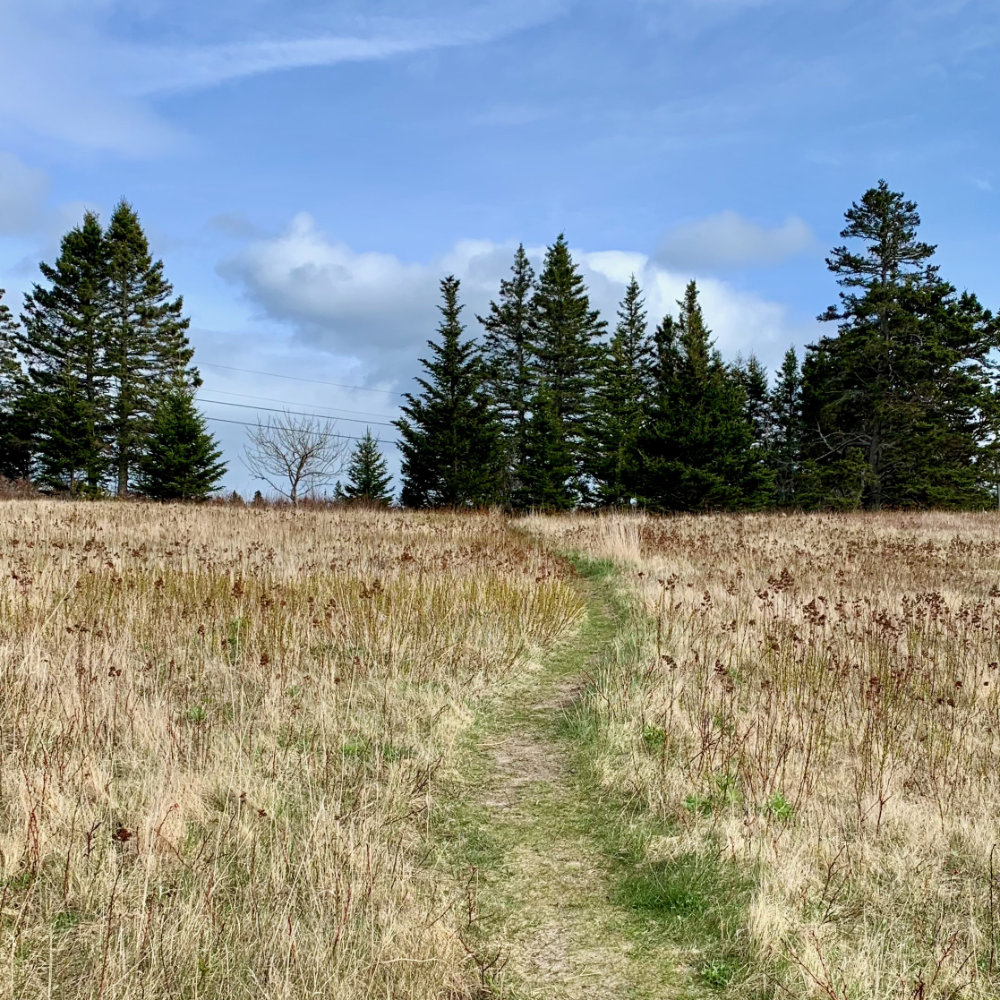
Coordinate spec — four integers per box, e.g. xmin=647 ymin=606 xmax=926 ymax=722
xmin=243 ymin=413 xmax=348 ymax=505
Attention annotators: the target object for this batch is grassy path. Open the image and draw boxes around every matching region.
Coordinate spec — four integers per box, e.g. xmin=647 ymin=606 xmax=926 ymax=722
xmin=433 ymin=560 xmax=717 ymax=1000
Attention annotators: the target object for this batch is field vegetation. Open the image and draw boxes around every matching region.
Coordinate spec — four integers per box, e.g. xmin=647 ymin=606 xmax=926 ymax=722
xmin=5 ymin=501 xmax=1000 ymax=999
xmin=526 ymin=511 xmax=1000 ymax=998
xmin=0 ymin=501 xmax=583 ymax=999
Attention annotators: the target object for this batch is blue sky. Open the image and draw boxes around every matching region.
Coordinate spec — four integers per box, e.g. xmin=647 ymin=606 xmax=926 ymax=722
xmin=0 ymin=0 xmax=997 ymax=494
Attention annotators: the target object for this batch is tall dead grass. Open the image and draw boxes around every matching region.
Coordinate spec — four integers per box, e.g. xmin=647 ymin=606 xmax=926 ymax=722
xmin=525 ymin=510 xmax=1000 ymax=999
xmin=0 ymin=502 xmax=583 ymax=999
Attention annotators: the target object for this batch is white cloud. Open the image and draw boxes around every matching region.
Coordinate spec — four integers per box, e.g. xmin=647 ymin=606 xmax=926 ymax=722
xmin=0 ymin=0 xmax=568 ymax=153
xmin=219 ymin=214 xmax=813 ymax=388
xmin=658 ymin=211 xmax=816 ymax=271
xmin=0 ymin=4 xmax=180 ymax=155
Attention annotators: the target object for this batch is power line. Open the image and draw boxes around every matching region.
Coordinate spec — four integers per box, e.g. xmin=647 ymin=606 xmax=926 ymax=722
xmin=201 ymin=361 xmax=407 ymax=397
xmin=204 ymin=414 xmax=398 ymax=446
xmin=197 ymin=396 xmax=396 ymax=427
xmin=202 ymin=386 xmax=397 ymax=422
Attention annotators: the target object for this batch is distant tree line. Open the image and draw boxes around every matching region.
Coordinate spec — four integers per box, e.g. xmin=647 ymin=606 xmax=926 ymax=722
xmin=0 ymin=202 xmax=226 ymax=499
xmin=2 ymin=181 xmax=997 ymax=511
xmin=396 ymin=181 xmax=1000 ymax=512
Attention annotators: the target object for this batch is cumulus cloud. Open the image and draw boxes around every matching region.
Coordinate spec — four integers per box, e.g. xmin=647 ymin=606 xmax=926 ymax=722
xmin=658 ymin=211 xmax=816 ymax=271
xmin=219 ymin=214 xmax=812 ymax=389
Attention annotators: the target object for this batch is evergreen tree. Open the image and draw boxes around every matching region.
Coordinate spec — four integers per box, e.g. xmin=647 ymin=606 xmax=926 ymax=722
xmin=396 ymin=276 xmax=504 ymax=508
xmin=802 ymin=181 xmax=999 ymax=509
xmin=477 ymin=244 xmax=537 ymax=496
xmin=638 ymin=281 xmax=756 ymax=511
xmin=737 ymin=355 xmax=772 ymax=447
xmin=0 ymin=290 xmax=19 ymax=395
xmin=18 ymin=212 xmax=111 ymax=493
xmin=591 ymin=275 xmax=654 ymax=505
xmin=136 ymin=389 xmax=226 ymax=500
xmin=105 ymin=200 xmax=199 ymax=497
xmin=735 ymin=354 xmax=776 ymax=508
xmin=0 ymin=289 xmax=31 ymax=480
xmin=532 ymin=235 xmax=606 ymax=498
xmin=770 ymin=347 xmax=804 ymax=507
xmin=516 ymin=383 xmax=576 ymax=511
xmin=338 ymin=429 xmax=393 ymax=504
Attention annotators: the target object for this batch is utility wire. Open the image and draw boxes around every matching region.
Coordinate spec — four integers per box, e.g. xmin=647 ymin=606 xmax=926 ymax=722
xmin=200 ymin=361 xmax=407 ymax=397
xmin=204 ymin=414 xmax=397 ymax=446
xmin=202 ymin=386 xmax=397 ymax=422
xmin=197 ymin=396 xmax=396 ymax=427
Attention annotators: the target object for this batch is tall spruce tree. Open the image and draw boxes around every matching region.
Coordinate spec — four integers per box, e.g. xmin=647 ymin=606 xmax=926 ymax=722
xmin=769 ymin=347 xmax=804 ymax=507
xmin=737 ymin=355 xmax=772 ymax=448
xmin=0 ymin=290 xmax=19 ymax=395
xmin=516 ymin=382 xmax=576 ymax=511
xmin=477 ymin=244 xmax=537 ymax=498
xmin=395 ymin=276 xmax=503 ymax=508
xmin=802 ymin=181 xmax=999 ymax=509
xmin=591 ymin=275 xmax=654 ymax=505
xmin=532 ymin=235 xmax=606 ymax=499
xmin=0 ymin=289 xmax=31 ymax=480
xmin=105 ymin=200 xmax=199 ymax=497
xmin=136 ymin=388 xmax=226 ymax=500
xmin=638 ymin=281 xmax=756 ymax=511
xmin=735 ymin=354 xmax=776 ymax=508
xmin=18 ymin=212 xmax=111 ymax=493
xmin=338 ymin=429 xmax=393 ymax=504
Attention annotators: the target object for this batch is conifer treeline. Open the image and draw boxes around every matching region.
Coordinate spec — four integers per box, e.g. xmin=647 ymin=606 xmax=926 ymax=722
xmin=2 ymin=181 xmax=997 ymax=510
xmin=0 ymin=201 xmax=226 ymax=499
xmin=396 ymin=181 xmax=1000 ymax=512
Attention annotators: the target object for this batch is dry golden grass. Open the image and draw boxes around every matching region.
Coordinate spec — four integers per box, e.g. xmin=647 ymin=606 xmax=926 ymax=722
xmin=0 ymin=501 xmax=583 ymax=1000
xmin=524 ymin=510 xmax=1000 ymax=999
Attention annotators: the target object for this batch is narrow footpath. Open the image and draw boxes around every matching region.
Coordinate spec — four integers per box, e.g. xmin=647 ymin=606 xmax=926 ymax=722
xmin=435 ymin=562 xmax=712 ymax=1000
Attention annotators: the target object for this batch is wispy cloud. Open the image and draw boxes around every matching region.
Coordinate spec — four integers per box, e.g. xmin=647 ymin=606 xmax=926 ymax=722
xmin=0 ymin=0 xmax=570 ymax=152
xmin=658 ymin=212 xmax=816 ymax=271
xmin=127 ymin=2 xmax=569 ymax=95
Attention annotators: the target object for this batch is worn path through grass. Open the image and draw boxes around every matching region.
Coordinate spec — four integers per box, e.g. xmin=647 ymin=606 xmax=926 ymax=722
xmin=434 ymin=558 xmax=721 ymax=1000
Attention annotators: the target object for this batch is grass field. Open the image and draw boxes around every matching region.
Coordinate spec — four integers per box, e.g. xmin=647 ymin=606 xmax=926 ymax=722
xmin=3 ymin=502 xmax=1000 ymax=999
xmin=527 ymin=511 xmax=1000 ymax=998
xmin=0 ymin=502 xmax=582 ymax=999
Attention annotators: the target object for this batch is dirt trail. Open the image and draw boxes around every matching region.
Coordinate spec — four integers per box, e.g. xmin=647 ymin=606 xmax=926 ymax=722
xmin=447 ymin=574 xmax=696 ymax=1000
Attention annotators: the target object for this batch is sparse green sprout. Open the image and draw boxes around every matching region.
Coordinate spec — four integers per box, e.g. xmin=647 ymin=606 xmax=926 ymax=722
xmin=764 ymin=792 xmax=794 ymax=821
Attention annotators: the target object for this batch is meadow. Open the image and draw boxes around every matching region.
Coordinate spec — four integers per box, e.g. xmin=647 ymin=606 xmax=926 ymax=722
xmin=528 ymin=511 xmax=1000 ymax=998
xmin=3 ymin=502 xmax=1000 ymax=999
xmin=0 ymin=502 xmax=582 ymax=999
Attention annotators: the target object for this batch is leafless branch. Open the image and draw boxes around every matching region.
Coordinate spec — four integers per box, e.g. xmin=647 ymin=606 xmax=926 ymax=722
xmin=242 ymin=413 xmax=348 ymax=505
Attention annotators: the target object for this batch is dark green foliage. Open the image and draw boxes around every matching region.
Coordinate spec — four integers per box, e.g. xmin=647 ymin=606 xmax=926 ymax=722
xmin=396 ymin=276 xmax=504 ymax=508
xmin=516 ymin=382 xmax=576 ymax=511
xmin=10 ymin=204 xmax=207 ymax=496
xmin=338 ymin=429 xmax=393 ymax=504
xmin=105 ymin=200 xmax=199 ymax=497
xmin=770 ymin=347 xmax=804 ymax=507
xmin=591 ymin=275 xmax=655 ymax=506
xmin=638 ymin=282 xmax=757 ymax=511
xmin=0 ymin=289 xmax=19 ymax=393
xmin=737 ymin=355 xmax=772 ymax=448
xmin=802 ymin=180 xmax=999 ymax=509
xmin=18 ymin=212 xmax=111 ymax=493
xmin=735 ymin=354 xmax=776 ymax=508
xmin=0 ymin=289 xmax=31 ymax=480
xmin=477 ymin=244 xmax=537 ymax=497
xmin=136 ymin=389 xmax=226 ymax=500
xmin=532 ymin=235 xmax=606 ymax=497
